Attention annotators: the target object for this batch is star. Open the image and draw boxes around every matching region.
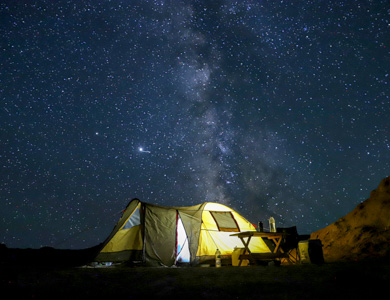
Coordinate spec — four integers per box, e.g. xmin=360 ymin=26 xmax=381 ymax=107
xmin=138 ymin=147 xmax=151 ymax=153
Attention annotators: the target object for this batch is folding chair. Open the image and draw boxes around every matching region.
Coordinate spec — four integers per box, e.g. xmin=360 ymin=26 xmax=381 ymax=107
xmin=276 ymin=226 xmax=309 ymax=264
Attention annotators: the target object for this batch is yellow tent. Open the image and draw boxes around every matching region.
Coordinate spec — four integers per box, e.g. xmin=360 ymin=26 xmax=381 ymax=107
xmin=95 ymin=199 xmax=271 ymax=266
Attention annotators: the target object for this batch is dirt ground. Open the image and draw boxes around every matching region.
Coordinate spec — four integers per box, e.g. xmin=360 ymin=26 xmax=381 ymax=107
xmin=2 ymin=257 xmax=389 ymax=300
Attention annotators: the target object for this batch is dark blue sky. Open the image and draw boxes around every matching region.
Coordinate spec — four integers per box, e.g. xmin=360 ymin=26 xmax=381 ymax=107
xmin=1 ymin=0 xmax=389 ymax=249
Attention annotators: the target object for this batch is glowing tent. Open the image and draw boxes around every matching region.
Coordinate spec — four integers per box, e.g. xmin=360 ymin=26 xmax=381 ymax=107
xmin=95 ymin=199 xmax=271 ymax=266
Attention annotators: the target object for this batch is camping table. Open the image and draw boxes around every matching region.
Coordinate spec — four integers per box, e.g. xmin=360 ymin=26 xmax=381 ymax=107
xmin=230 ymin=231 xmax=287 ymax=266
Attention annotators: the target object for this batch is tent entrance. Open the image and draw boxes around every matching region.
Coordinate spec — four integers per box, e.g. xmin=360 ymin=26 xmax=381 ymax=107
xmin=175 ymin=213 xmax=190 ymax=264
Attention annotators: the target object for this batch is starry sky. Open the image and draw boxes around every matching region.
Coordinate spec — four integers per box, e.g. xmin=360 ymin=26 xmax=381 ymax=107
xmin=1 ymin=0 xmax=389 ymax=249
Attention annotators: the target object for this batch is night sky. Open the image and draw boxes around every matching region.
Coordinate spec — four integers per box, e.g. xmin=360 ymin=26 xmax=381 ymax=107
xmin=1 ymin=0 xmax=389 ymax=249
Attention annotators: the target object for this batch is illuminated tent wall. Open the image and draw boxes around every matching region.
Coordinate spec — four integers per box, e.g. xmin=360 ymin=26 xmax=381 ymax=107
xmin=95 ymin=199 xmax=271 ymax=266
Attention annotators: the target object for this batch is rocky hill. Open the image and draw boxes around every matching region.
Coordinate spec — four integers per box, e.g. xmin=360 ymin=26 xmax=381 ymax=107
xmin=311 ymin=176 xmax=390 ymax=262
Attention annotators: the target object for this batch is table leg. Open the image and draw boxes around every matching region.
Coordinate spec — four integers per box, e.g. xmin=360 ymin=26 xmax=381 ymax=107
xmin=238 ymin=236 xmax=255 ymax=266
xmin=272 ymin=237 xmax=283 ymax=254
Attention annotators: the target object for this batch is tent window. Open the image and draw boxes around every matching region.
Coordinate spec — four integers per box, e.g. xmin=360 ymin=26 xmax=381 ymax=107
xmin=210 ymin=211 xmax=240 ymax=232
xmin=122 ymin=207 xmax=141 ymax=230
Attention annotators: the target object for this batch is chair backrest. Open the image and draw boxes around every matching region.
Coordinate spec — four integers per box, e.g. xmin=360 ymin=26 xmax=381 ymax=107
xmin=277 ymin=226 xmax=299 ymax=251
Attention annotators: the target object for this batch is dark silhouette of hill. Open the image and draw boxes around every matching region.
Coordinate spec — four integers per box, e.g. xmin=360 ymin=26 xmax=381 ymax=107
xmin=0 ymin=243 xmax=102 ymax=268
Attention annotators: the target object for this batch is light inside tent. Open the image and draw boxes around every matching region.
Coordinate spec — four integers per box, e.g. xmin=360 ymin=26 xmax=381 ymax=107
xmin=176 ymin=215 xmax=190 ymax=263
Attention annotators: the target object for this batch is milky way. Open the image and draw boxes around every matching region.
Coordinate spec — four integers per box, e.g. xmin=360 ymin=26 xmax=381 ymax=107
xmin=1 ymin=0 xmax=389 ymax=249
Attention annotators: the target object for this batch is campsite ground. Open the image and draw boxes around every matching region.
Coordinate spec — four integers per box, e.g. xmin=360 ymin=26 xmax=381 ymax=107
xmin=2 ymin=257 xmax=389 ymax=299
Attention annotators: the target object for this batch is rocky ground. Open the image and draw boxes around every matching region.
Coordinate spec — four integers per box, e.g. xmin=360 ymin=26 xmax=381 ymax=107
xmin=1 ymin=257 xmax=389 ymax=299
xmin=311 ymin=176 xmax=390 ymax=262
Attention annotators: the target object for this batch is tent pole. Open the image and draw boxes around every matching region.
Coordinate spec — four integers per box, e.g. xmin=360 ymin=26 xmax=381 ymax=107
xmin=174 ymin=211 xmax=178 ymax=265
xmin=141 ymin=203 xmax=147 ymax=264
